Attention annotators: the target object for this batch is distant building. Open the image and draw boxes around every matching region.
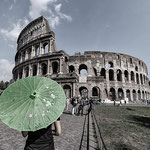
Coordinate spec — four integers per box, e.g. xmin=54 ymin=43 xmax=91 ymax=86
xmin=12 ymin=16 xmax=150 ymax=103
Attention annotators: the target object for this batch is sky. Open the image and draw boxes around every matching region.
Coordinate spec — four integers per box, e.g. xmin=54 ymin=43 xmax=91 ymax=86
xmin=0 ymin=0 xmax=150 ymax=81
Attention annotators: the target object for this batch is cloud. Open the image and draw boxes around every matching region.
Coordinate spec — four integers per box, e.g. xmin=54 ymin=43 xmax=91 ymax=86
xmin=0 ymin=0 xmax=72 ymax=41
xmin=29 ymin=0 xmax=72 ymax=28
xmin=0 ymin=59 xmax=14 ymax=82
xmin=0 ymin=18 xmax=29 ymax=41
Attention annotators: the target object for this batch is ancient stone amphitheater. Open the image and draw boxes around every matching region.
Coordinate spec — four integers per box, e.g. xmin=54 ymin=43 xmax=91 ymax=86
xmin=12 ymin=16 xmax=150 ymax=103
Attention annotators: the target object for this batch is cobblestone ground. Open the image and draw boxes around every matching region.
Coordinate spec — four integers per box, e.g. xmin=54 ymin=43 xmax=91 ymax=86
xmin=0 ymin=105 xmax=86 ymax=150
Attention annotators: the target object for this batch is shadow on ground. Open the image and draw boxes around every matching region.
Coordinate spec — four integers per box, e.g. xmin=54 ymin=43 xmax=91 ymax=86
xmin=128 ymin=115 xmax=150 ymax=129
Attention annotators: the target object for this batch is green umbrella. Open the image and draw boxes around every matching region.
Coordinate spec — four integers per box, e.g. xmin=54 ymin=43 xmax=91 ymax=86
xmin=0 ymin=76 xmax=66 ymax=131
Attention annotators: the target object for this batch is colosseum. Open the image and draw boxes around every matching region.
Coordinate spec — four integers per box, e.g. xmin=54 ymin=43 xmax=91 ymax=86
xmin=12 ymin=16 xmax=150 ymax=103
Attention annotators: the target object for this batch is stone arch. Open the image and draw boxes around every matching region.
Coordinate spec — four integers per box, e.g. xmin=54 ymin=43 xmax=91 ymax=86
xmin=126 ymin=89 xmax=131 ymax=101
xmin=63 ymin=85 xmax=71 ymax=98
xmin=25 ymin=67 xmax=29 ymax=77
xmin=92 ymin=86 xmax=101 ymax=99
xmin=108 ymin=61 xmax=114 ymax=68
xmin=93 ymin=68 xmax=97 ymax=76
xmin=109 ymin=69 xmax=114 ymax=81
xmin=118 ymin=88 xmax=124 ymax=100
xmin=109 ymin=88 xmax=116 ymax=101
xmin=136 ymin=73 xmax=139 ymax=84
xmin=41 ymin=63 xmax=47 ymax=75
xmin=131 ymin=71 xmax=134 ymax=82
xmin=33 ymin=65 xmax=37 ymax=76
xmin=69 ymin=65 xmax=75 ymax=73
xmin=124 ymin=70 xmax=129 ymax=81
xmin=79 ymin=64 xmax=88 ymax=75
xmin=79 ymin=86 xmax=88 ymax=98
xmin=140 ymin=74 xmax=143 ymax=84
xmin=52 ymin=61 xmax=59 ymax=74
xmin=117 ymin=69 xmax=122 ymax=81
xmin=100 ymin=68 xmax=106 ymax=79
xmin=132 ymin=90 xmax=136 ymax=101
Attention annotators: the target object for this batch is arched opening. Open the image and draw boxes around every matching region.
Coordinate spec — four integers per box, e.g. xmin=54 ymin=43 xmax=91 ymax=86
xmin=79 ymin=64 xmax=88 ymax=75
xmin=25 ymin=67 xmax=29 ymax=77
xmin=118 ymin=88 xmax=124 ymax=100
xmin=22 ymin=52 xmax=25 ymax=61
xmin=143 ymin=75 xmax=146 ymax=84
xmin=63 ymin=85 xmax=71 ymax=98
xmin=79 ymin=86 xmax=88 ymax=98
xmin=109 ymin=88 xmax=116 ymax=101
xmin=93 ymin=68 xmax=97 ymax=76
xmin=124 ymin=70 xmax=129 ymax=81
xmin=140 ymin=74 xmax=143 ymax=84
xmin=52 ymin=62 xmax=59 ymax=74
xmin=41 ymin=63 xmax=47 ymax=75
xmin=36 ymin=46 xmax=40 ymax=56
xmin=136 ymin=73 xmax=139 ymax=84
xmin=135 ymin=66 xmax=138 ymax=71
xmin=69 ymin=65 xmax=75 ymax=73
xmin=19 ymin=69 xmax=23 ymax=79
xmin=100 ymin=68 xmax=106 ymax=79
xmin=132 ymin=90 xmax=136 ymax=101
xmin=108 ymin=61 xmax=114 ymax=68
xmin=117 ymin=69 xmax=122 ymax=81
xmin=142 ymin=91 xmax=145 ymax=100
xmin=28 ymin=48 xmax=31 ymax=59
xmin=138 ymin=90 xmax=141 ymax=100
xmin=131 ymin=71 xmax=134 ymax=82
xmin=126 ymin=90 xmax=131 ymax=101
xmin=92 ymin=87 xmax=100 ymax=99
xmin=44 ymin=43 xmax=49 ymax=53
xmin=109 ymin=69 xmax=114 ymax=81
xmin=33 ymin=65 xmax=37 ymax=76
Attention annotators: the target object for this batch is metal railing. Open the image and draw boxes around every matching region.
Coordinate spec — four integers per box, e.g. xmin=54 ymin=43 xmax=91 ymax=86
xmin=91 ymin=111 xmax=107 ymax=150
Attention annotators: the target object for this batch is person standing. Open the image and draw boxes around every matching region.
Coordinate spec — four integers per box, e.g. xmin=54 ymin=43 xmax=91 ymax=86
xmin=22 ymin=118 xmax=61 ymax=150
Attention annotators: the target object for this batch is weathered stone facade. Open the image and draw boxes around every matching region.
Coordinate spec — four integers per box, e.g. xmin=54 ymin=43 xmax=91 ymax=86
xmin=12 ymin=16 xmax=150 ymax=102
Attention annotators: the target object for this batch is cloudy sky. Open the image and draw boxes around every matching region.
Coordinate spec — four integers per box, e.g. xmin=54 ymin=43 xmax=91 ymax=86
xmin=0 ymin=0 xmax=150 ymax=81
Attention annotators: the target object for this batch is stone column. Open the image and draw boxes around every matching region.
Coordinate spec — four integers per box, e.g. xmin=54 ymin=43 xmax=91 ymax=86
xmin=29 ymin=64 xmax=32 ymax=76
xmin=25 ymin=50 xmax=28 ymax=60
xmin=37 ymin=63 xmax=40 ymax=76
xmin=106 ymin=70 xmax=109 ymax=81
xmin=40 ymin=43 xmax=44 ymax=55
xmin=22 ymin=67 xmax=25 ymax=78
xmin=47 ymin=60 xmax=50 ymax=74
xmin=20 ymin=52 xmax=23 ymax=63
xmin=122 ymin=73 xmax=125 ymax=83
xmin=134 ymin=74 xmax=136 ymax=84
xmin=130 ymin=90 xmax=133 ymax=101
xmin=114 ymin=70 xmax=117 ymax=81
xmin=128 ymin=72 xmax=131 ymax=83
xmin=59 ymin=56 xmax=64 ymax=74
xmin=49 ymin=40 xmax=52 ymax=53
xmin=123 ymin=89 xmax=126 ymax=100
xmin=31 ymin=45 xmax=35 ymax=57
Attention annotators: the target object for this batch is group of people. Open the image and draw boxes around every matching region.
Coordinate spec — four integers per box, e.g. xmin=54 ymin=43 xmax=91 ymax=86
xmin=65 ymin=97 xmax=93 ymax=116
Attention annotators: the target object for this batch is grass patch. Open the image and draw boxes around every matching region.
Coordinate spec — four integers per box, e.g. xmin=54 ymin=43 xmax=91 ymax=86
xmin=93 ymin=105 xmax=150 ymax=150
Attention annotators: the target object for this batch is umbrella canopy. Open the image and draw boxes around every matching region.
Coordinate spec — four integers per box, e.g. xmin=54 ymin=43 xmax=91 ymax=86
xmin=0 ymin=76 xmax=66 ymax=131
